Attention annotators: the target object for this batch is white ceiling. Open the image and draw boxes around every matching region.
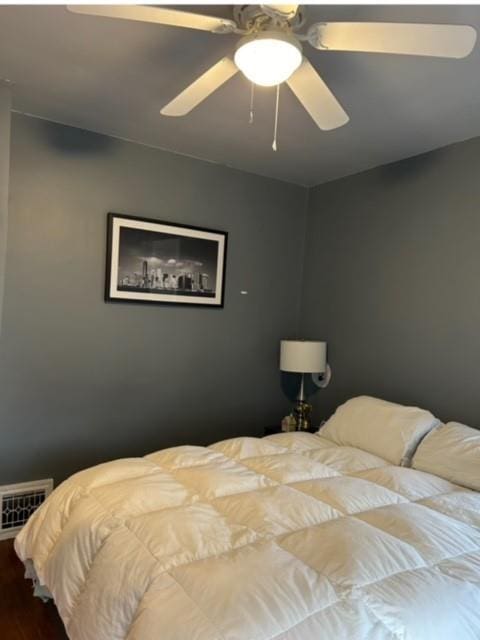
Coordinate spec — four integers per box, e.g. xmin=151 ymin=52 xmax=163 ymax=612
xmin=1 ymin=4 xmax=480 ymax=186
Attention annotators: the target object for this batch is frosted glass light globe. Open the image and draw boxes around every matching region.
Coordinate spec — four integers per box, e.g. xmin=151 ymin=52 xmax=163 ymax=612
xmin=234 ymin=32 xmax=303 ymax=87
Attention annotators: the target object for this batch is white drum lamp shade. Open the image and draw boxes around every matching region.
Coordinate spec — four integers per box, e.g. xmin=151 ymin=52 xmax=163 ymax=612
xmin=280 ymin=340 xmax=327 ymax=373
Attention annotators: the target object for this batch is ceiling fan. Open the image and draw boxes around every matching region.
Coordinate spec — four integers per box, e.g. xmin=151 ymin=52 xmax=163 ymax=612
xmin=68 ymin=4 xmax=476 ymax=133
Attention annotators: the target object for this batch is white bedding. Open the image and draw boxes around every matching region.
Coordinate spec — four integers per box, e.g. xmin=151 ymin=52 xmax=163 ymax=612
xmin=15 ymin=431 xmax=480 ymax=640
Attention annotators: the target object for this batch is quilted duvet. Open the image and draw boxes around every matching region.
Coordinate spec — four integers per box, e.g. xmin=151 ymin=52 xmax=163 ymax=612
xmin=15 ymin=431 xmax=480 ymax=640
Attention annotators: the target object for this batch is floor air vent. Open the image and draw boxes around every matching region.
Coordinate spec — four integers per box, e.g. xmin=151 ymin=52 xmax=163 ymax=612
xmin=0 ymin=479 xmax=53 ymax=540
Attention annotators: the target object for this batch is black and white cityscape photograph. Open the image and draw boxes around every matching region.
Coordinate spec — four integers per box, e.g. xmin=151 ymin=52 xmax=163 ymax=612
xmin=106 ymin=214 xmax=227 ymax=306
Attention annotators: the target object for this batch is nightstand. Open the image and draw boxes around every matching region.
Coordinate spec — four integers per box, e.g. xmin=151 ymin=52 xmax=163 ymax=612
xmin=264 ymin=425 xmax=317 ymax=436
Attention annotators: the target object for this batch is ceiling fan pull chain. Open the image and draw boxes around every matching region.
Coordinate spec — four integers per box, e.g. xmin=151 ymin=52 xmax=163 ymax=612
xmin=272 ymin=83 xmax=280 ymax=151
xmin=249 ymin=82 xmax=255 ymax=124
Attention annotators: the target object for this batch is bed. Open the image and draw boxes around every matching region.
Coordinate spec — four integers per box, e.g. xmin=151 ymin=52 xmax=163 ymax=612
xmin=15 ymin=397 xmax=480 ymax=640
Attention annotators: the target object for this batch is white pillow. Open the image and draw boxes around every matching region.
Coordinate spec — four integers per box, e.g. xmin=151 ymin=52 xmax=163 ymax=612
xmin=412 ymin=422 xmax=480 ymax=491
xmin=319 ymin=396 xmax=440 ymax=466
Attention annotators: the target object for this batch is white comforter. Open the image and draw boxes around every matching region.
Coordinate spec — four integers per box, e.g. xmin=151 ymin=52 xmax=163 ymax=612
xmin=15 ymin=432 xmax=480 ymax=640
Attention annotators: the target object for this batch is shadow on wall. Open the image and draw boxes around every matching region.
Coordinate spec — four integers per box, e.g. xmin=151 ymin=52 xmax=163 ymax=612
xmin=40 ymin=120 xmax=114 ymax=155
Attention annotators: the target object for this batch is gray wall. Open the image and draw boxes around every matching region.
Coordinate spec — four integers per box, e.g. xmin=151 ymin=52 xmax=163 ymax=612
xmin=0 ymin=85 xmax=11 ymax=337
xmin=0 ymin=114 xmax=307 ymax=484
xmin=301 ymin=138 xmax=480 ymax=428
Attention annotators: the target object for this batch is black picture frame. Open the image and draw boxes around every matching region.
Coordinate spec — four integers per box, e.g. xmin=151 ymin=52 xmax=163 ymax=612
xmin=105 ymin=213 xmax=228 ymax=308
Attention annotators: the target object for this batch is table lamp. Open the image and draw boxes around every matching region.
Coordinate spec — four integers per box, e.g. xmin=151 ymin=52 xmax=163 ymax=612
xmin=280 ymin=340 xmax=329 ymax=430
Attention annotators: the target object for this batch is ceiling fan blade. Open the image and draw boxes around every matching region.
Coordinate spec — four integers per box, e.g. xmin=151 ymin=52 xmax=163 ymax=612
xmin=308 ymin=22 xmax=477 ymax=59
xmin=161 ymin=57 xmax=238 ymax=117
xmin=287 ymin=58 xmax=349 ymax=130
xmin=67 ymin=5 xmax=237 ymax=34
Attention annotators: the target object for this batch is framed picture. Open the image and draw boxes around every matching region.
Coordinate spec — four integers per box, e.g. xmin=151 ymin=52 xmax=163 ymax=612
xmin=105 ymin=213 xmax=227 ymax=307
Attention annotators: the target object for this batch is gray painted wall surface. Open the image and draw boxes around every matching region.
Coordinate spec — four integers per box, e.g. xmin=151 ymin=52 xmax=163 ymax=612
xmin=301 ymin=139 xmax=480 ymax=428
xmin=0 ymin=114 xmax=306 ymax=484
xmin=0 ymin=85 xmax=11 ymax=337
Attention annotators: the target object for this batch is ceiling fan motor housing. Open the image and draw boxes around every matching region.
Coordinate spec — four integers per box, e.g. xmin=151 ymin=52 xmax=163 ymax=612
xmin=233 ymin=5 xmax=305 ymax=32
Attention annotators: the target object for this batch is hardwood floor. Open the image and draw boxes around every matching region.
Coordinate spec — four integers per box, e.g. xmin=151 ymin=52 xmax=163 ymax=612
xmin=0 ymin=539 xmax=68 ymax=640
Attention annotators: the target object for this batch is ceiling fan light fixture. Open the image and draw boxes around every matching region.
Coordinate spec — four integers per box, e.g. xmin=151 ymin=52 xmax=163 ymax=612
xmin=234 ymin=31 xmax=302 ymax=87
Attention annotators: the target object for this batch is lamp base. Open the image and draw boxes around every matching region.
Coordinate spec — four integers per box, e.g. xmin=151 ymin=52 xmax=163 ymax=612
xmin=293 ymin=400 xmax=312 ymax=431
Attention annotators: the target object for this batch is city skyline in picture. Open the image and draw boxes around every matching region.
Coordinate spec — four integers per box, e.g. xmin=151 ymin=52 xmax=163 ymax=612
xmin=117 ymin=226 xmax=219 ymax=296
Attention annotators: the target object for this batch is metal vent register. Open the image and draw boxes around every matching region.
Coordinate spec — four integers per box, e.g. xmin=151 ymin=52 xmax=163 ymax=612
xmin=0 ymin=479 xmax=53 ymax=540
